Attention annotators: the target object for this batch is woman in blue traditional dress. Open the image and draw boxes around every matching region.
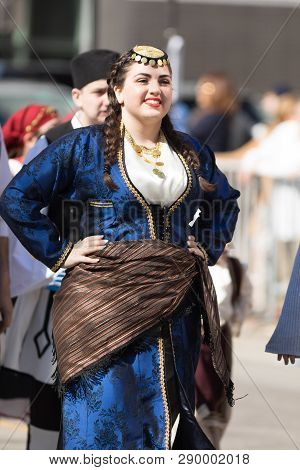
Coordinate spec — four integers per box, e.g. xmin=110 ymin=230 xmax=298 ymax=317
xmin=0 ymin=45 xmax=240 ymax=450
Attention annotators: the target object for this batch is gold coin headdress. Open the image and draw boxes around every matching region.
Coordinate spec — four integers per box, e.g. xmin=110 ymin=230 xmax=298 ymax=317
xmin=130 ymin=45 xmax=170 ymax=67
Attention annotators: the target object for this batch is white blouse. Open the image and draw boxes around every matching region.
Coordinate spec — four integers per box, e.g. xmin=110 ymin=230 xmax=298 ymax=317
xmin=124 ymin=136 xmax=188 ymax=208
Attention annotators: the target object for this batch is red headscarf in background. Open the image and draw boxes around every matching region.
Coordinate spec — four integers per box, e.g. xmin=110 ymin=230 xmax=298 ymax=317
xmin=2 ymin=104 xmax=58 ymax=157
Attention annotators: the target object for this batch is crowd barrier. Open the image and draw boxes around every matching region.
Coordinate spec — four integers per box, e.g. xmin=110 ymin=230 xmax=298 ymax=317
xmin=217 ymin=158 xmax=300 ymax=317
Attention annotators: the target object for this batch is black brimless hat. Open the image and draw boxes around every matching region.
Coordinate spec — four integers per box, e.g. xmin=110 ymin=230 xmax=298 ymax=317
xmin=70 ymin=49 xmax=120 ymax=89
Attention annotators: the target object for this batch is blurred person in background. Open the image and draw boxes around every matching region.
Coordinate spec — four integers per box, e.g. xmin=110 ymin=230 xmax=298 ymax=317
xmin=259 ymin=85 xmax=294 ymax=128
xmin=0 ymin=105 xmax=60 ymax=449
xmin=2 ymin=105 xmax=59 ymax=175
xmin=195 ymin=247 xmax=252 ymax=448
xmin=0 ymin=106 xmax=58 ymax=339
xmin=188 ymin=72 xmax=254 ymax=152
xmin=216 ymin=91 xmax=299 ymax=314
xmin=216 ymin=86 xmax=295 ymax=160
xmin=241 ymin=96 xmax=300 ymax=300
xmin=266 ymin=245 xmax=300 ymax=365
xmin=241 ymin=94 xmax=300 ymax=176
xmin=27 ymin=49 xmax=120 ymax=160
xmin=0 ymin=50 xmax=119 ymax=450
xmin=26 ymin=49 xmax=120 ymax=240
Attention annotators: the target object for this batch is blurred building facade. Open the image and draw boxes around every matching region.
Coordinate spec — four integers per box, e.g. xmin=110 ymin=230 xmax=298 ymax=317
xmin=1 ymin=0 xmax=300 ymax=95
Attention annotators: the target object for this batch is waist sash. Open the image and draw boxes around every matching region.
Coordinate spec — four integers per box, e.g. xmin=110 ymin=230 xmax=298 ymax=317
xmin=52 ymin=240 xmax=234 ymax=405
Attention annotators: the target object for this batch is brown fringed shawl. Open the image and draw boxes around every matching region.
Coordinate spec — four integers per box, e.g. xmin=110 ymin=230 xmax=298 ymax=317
xmin=52 ymin=240 xmax=234 ymax=405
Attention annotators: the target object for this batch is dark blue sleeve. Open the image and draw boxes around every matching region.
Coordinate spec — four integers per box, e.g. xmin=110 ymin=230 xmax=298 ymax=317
xmin=182 ymin=133 xmax=240 ymax=265
xmin=199 ymin=145 xmax=240 ymax=265
xmin=0 ymin=128 xmax=89 ymax=271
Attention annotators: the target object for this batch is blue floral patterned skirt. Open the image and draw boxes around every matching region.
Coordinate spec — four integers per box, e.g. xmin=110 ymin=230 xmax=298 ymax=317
xmin=61 ymin=298 xmax=214 ymax=450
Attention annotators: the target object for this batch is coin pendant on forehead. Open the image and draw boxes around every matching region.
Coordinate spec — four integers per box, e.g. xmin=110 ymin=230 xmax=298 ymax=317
xmin=133 ymin=45 xmax=165 ymax=59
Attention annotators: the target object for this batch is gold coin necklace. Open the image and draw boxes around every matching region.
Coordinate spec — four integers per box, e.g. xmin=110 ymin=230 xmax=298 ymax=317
xmin=125 ymin=128 xmax=166 ymax=179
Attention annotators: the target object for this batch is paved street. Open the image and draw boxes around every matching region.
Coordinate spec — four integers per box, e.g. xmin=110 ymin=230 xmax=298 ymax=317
xmin=0 ymin=418 xmax=26 ymax=450
xmin=0 ymin=317 xmax=299 ymax=450
xmin=222 ymin=318 xmax=300 ymax=450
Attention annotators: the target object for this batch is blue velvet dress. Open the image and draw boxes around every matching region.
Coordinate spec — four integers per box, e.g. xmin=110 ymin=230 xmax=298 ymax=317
xmin=0 ymin=125 xmax=240 ymax=450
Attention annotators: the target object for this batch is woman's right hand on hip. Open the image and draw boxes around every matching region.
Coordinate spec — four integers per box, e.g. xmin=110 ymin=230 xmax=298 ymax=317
xmin=63 ymin=235 xmax=108 ymax=268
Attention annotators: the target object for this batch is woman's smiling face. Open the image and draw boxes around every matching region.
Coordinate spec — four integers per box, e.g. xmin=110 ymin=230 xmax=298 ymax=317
xmin=114 ymin=62 xmax=173 ymax=124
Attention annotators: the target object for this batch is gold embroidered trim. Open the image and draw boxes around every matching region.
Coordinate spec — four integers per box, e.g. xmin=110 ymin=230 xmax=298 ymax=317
xmin=196 ymin=243 xmax=209 ymax=264
xmin=168 ymin=322 xmax=176 ymax=360
xmin=157 ymin=337 xmax=171 ymax=450
xmin=164 ymin=154 xmax=193 ymax=243
xmin=51 ymin=241 xmax=73 ymax=273
xmin=117 ymin=126 xmax=156 ymax=239
xmin=89 ymin=201 xmax=114 ymax=208
xmin=25 ymin=106 xmax=57 ymax=133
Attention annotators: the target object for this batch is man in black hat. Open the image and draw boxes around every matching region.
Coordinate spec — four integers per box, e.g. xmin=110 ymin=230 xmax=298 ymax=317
xmin=26 ymin=48 xmax=120 ymax=236
xmin=45 ymin=49 xmax=120 ymax=143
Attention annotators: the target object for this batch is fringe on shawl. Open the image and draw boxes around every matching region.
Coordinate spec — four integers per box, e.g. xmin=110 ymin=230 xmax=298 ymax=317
xmin=196 ymin=258 xmax=235 ymax=407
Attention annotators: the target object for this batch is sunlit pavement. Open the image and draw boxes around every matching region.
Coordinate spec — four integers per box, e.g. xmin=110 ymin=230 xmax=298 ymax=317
xmin=0 ymin=317 xmax=299 ymax=451
xmin=0 ymin=418 xmax=26 ymax=450
xmin=222 ymin=317 xmax=300 ymax=450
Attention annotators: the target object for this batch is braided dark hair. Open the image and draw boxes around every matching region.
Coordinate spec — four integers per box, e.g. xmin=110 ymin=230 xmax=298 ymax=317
xmin=103 ymin=51 xmax=214 ymax=192
xmin=161 ymin=115 xmax=215 ymax=192
xmin=102 ymin=52 xmax=132 ymax=190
